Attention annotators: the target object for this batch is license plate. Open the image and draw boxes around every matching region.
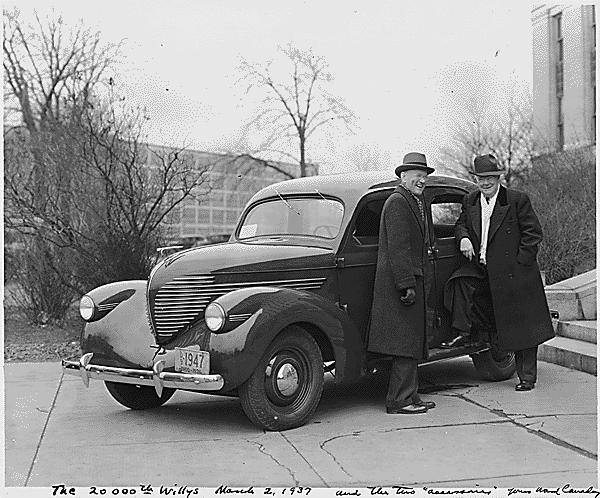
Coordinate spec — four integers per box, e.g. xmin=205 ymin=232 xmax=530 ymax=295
xmin=175 ymin=347 xmax=210 ymax=374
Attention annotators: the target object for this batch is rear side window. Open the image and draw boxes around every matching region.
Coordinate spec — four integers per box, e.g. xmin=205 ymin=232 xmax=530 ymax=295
xmin=431 ymin=202 xmax=461 ymax=225
xmin=429 ymin=189 xmax=466 ymax=239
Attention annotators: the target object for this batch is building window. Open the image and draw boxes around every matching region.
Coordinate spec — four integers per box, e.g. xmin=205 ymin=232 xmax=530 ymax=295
xmin=211 ymin=209 xmax=225 ymax=226
xmin=197 ymin=207 xmax=210 ymax=224
xmin=225 ymin=209 xmax=239 ymax=225
xmin=557 ymin=97 xmax=564 ymax=149
xmin=181 ymin=206 xmax=196 ymax=226
xmin=592 ymin=90 xmax=596 ymax=144
xmin=554 ymin=13 xmax=564 ymax=150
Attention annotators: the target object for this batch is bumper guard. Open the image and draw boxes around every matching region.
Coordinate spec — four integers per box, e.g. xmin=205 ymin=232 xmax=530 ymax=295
xmin=62 ymin=353 xmax=224 ymax=397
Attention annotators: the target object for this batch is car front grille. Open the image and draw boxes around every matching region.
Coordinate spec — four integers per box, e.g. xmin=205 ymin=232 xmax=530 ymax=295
xmin=151 ymin=274 xmax=327 ymax=342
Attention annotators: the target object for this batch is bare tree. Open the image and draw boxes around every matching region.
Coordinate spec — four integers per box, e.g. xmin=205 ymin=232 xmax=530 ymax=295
xmin=238 ymin=44 xmax=355 ymax=178
xmin=3 ymin=10 xmax=211 ymax=322
xmin=3 ymin=9 xmax=118 ymax=126
xmin=438 ymin=100 xmax=534 ymax=185
xmin=434 ymin=63 xmax=534 ymax=185
xmin=3 ymin=8 xmax=122 ymax=322
xmin=4 ymin=9 xmax=121 ymax=199
xmin=6 ymin=89 xmax=211 ymax=294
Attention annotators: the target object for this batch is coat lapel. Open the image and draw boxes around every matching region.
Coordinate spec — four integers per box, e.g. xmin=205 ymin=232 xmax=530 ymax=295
xmin=396 ymin=187 xmax=424 ymax=235
xmin=469 ymin=194 xmax=482 ymax=245
xmin=488 ymin=186 xmax=509 ymax=243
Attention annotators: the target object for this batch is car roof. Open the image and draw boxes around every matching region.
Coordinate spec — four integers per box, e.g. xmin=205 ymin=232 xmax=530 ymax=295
xmin=249 ymin=170 xmax=475 ymax=205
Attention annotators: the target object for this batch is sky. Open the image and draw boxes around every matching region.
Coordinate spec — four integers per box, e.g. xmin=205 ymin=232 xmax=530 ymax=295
xmin=6 ymin=0 xmax=533 ymax=174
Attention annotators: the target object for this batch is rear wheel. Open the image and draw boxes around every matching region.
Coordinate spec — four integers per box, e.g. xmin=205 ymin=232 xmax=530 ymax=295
xmin=239 ymin=326 xmax=324 ymax=431
xmin=104 ymin=382 xmax=176 ymax=410
xmin=471 ymin=346 xmax=516 ymax=381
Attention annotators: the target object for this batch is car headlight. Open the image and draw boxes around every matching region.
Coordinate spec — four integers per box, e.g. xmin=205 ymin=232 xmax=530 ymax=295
xmin=79 ymin=295 xmax=96 ymax=321
xmin=205 ymin=302 xmax=226 ymax=332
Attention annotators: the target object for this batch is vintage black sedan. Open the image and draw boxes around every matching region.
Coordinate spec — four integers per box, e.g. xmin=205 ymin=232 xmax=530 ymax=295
xmin=63 ymin=171 xmax=516 ymax=430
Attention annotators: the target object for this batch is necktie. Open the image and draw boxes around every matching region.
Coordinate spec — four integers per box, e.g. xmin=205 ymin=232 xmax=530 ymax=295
xmin=416 ymin=196 xmax=424 ymax=220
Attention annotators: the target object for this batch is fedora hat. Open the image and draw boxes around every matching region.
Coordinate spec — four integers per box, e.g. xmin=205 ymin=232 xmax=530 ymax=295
xmin=472 ymin=154 xmax=505 ymax=176
xmin=395 ymin=152 xmax=434 ymax=176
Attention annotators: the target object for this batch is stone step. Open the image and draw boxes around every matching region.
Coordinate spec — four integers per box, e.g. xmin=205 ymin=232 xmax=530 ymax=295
xmin=545 ymin=269 xmax=596 ymax=321
xmin=538 ymin=336 xmax=597 ymax=375
xmin=557 ymin=320 xmax=597 ymax=344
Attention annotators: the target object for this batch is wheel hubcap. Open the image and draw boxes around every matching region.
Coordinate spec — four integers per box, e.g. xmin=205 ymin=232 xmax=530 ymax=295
xmin=276 ymin=363 xmax=300 ymax=396
xmin=264 ymin=350 xmax=308 ymax=407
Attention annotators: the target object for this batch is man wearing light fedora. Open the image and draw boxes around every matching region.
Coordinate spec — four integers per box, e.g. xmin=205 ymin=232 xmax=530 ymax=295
xmin=368 ymin=152 xmax=437 ymax=414
xmin=442 ymin=154 xmax=554 ymax=391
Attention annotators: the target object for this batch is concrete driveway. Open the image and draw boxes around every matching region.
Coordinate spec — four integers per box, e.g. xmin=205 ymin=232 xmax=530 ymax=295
xmin=5 ymin=357 xmax=597 ymax=488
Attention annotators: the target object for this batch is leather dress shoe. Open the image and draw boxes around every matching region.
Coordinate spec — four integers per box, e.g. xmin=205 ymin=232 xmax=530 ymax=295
xmin=515 ymin=381 xmax=535 ymax=391
xmin=415 ymin=400 xmax=436 ymax=409
xmin=386 ymin=403 xmax=428 ymax=414
xmin=440 ymin=334 xmax=471 ymax=349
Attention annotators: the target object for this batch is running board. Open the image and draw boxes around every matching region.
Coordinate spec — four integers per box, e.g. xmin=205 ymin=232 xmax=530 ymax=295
xmin=424 ymin=343 xmax=490 ymax=364
xmin=364 ymin=342 xmax=491 ymax=373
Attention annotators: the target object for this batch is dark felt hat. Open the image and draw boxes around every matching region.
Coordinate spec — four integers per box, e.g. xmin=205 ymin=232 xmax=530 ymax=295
xmin=472 ymin=154 xmax=505 ymax=176
xmin=395 ymin=152 xmax=434 ymax=177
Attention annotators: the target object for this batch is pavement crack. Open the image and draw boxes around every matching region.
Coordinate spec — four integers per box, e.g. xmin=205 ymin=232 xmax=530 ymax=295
xmin=248 ymin=439 xmax=299 ymax=486
xmin=25 ymin=370 xmax=64 ymax=486
xmin=382 ymin=419 xmax=509 ymax=433
xmin=522 ymin=420 xmax=545 ymax=430
xmin=452 ymin=391 xmax=598 ymax=461
xmin=319 ymin=433 xmax=358 ymax=478
xmin=279 ymin=433 xmax=328 ymax=487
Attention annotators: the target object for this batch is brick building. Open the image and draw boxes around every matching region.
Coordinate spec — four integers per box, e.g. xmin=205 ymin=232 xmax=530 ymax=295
xmin=151 ymin=148 xmax=318 ymax=242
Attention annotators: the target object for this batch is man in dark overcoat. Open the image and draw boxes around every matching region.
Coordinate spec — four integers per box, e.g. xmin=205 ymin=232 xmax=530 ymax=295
xmin=368 ymin=152 xmax=436 ymax=414
xmin=442 ymin=154 xmax=554 ymax=391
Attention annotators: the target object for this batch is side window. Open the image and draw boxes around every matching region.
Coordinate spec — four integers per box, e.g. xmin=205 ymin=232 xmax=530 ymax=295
xmin=351 ymin=197 xmax=387 ymax=246
xmin=430 ymin=191 xmax=465 ymax=239
xmin=431 ymin=203 xmax=461 ymax=225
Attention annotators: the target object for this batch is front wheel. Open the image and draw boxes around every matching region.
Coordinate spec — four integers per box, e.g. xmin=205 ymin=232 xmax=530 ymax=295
xmin=470 ymin=347 xmax=516 ymax=381
xmin=104 ymin=382 xmax=176 ymax=410
xmin=239 ymin=326 xmax=324 ymax=431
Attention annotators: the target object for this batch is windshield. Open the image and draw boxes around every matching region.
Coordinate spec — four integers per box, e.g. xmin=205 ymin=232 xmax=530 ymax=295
xmin=237 ymin=196 xmax=344 ymax=240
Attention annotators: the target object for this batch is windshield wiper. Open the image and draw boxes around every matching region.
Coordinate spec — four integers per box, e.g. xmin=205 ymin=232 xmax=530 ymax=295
xmin=275 ymin=189 xmax=301 ymax=215
xmin=314 ymin=189 xmax=343 ymax=212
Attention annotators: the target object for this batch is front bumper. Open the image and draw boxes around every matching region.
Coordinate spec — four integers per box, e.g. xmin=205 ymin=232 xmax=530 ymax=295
xmin=62 ymin=352 xmax=225 ymax=397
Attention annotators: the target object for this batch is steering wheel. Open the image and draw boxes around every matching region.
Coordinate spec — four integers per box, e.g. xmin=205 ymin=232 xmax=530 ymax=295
xmin=313 ymin=224 xmax=337 ymax=238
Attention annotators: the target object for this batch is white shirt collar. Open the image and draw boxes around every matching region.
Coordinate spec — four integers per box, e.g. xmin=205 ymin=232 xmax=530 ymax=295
xmin=480 ymin=187 xmax=500 ymax=207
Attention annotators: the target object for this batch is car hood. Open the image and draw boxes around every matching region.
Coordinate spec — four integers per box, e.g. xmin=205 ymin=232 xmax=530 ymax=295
xmin=149 ymin=240 xmax=334 ymax=291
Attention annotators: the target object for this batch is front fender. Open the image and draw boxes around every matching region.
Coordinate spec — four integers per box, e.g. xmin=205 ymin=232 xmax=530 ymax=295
xmin=81 ymin=283 xmax=364 ymax=393
xmin=202 ymin=286 xmax=363 ymax=390
xmin=81 ymin=280 xmax=160 ymax=369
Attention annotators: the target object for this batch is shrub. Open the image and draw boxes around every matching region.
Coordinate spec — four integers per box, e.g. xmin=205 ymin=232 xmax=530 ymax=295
xmin=10 ymin=237 xmax=75 ymax=325
xmin=515 ymin=147 xmax=596 ymax=285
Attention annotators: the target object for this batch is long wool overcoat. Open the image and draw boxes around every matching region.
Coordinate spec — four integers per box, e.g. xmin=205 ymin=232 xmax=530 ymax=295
xmin=367 ymin=187 xmax=432 ymax=360
xmin=448 ymin=186 xmax=554 ymax=351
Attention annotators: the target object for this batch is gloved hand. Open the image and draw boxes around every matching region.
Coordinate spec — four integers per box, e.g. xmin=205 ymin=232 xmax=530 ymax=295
xmin=400 ymin=287 xmax=416 ymax=306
